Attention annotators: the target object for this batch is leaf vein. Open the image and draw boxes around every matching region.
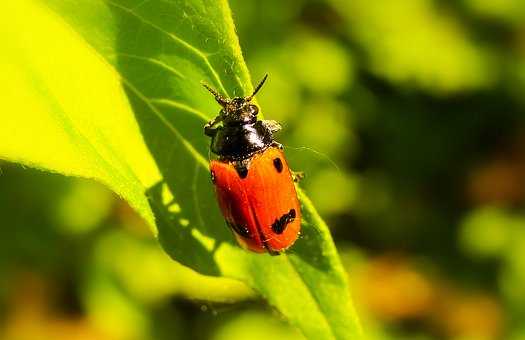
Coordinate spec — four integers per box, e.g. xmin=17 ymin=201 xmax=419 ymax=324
xmin=120 ymin=78 xmax=209 ymax=169
xmin=149 ymin=98 xmax=208 ymax=121
xmin=110 ymin=53 xmax=187 ymax=80
xmin=103 ymin=0 xmax=229 ymax=97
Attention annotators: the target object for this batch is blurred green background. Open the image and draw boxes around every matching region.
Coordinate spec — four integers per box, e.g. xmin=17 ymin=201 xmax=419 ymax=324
xmin=2 ymin=0 xmax=525 ymax=339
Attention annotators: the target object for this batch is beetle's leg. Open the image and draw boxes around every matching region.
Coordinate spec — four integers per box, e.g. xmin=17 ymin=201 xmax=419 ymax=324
xmin=271 ymin=141 xmax=283 ymax=149
xmin=204 ymin=115 xmax=223 ymax=137
xmin=267 ymin=249 xmax=282 ymax=256
xmin=292 ymin=171 xmax=305 ymax=183
xmin=261 ymin=120 xmax=281 ymax=134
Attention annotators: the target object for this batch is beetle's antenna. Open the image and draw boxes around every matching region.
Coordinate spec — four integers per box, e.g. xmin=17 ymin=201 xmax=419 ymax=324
xmin=202 ymin=82 xmax=229 ymax=106
xmin=246 ymin=74 xmax=268 ymax=101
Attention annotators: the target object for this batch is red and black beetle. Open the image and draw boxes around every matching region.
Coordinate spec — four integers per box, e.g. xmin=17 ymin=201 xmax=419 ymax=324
xmin=203 ymin=75 xmax=301 ymax=254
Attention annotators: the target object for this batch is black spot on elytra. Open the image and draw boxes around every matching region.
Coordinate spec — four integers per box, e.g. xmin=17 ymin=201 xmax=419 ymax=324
xmin=273 ymin=157 xmax=283 ymax=173
xmin=210 ymin=170 xmax=216 ymax=183
xmin=227 ymin=221 xmax=251 ymax=238
xmin=271 ymin=208 xmax=296 ymax=234
xmin=236 ymin=166 xmax=248 ymax=179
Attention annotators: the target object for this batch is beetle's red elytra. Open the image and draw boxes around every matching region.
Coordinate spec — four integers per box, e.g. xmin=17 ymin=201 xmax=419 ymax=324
xmin=203 ymin=75 xmax=301 ymax=254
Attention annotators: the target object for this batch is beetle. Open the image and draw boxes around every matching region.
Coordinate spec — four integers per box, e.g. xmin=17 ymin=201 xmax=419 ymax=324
xmin=203 ymin=75 xmax=301 ymax=254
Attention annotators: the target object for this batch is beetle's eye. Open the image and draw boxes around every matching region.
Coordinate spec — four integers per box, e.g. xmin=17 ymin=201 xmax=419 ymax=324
xmin=249 ymin=105 xmax=259 ymax=115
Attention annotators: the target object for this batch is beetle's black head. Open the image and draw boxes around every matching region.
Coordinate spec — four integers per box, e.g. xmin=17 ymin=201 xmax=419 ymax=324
xmin=203 ymin=75 xmax=267 ymax=126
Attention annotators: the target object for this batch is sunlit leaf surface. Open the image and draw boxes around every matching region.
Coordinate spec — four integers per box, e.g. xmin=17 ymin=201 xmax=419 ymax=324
xmin=0 ymin=1 xmax=361 ymax=338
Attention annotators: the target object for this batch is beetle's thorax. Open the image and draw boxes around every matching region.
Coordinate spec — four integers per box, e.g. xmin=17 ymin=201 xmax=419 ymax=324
xmin=211 ymin=119 xmax=273 ymax=161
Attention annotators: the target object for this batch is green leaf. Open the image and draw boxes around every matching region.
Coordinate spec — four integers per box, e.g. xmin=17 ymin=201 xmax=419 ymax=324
xmin=0 ymin=1 xmax=362 ymax=339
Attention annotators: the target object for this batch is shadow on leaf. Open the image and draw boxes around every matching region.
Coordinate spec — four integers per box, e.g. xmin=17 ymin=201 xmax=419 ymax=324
xmin=109 ymin=2 xmax=238 ymax=276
